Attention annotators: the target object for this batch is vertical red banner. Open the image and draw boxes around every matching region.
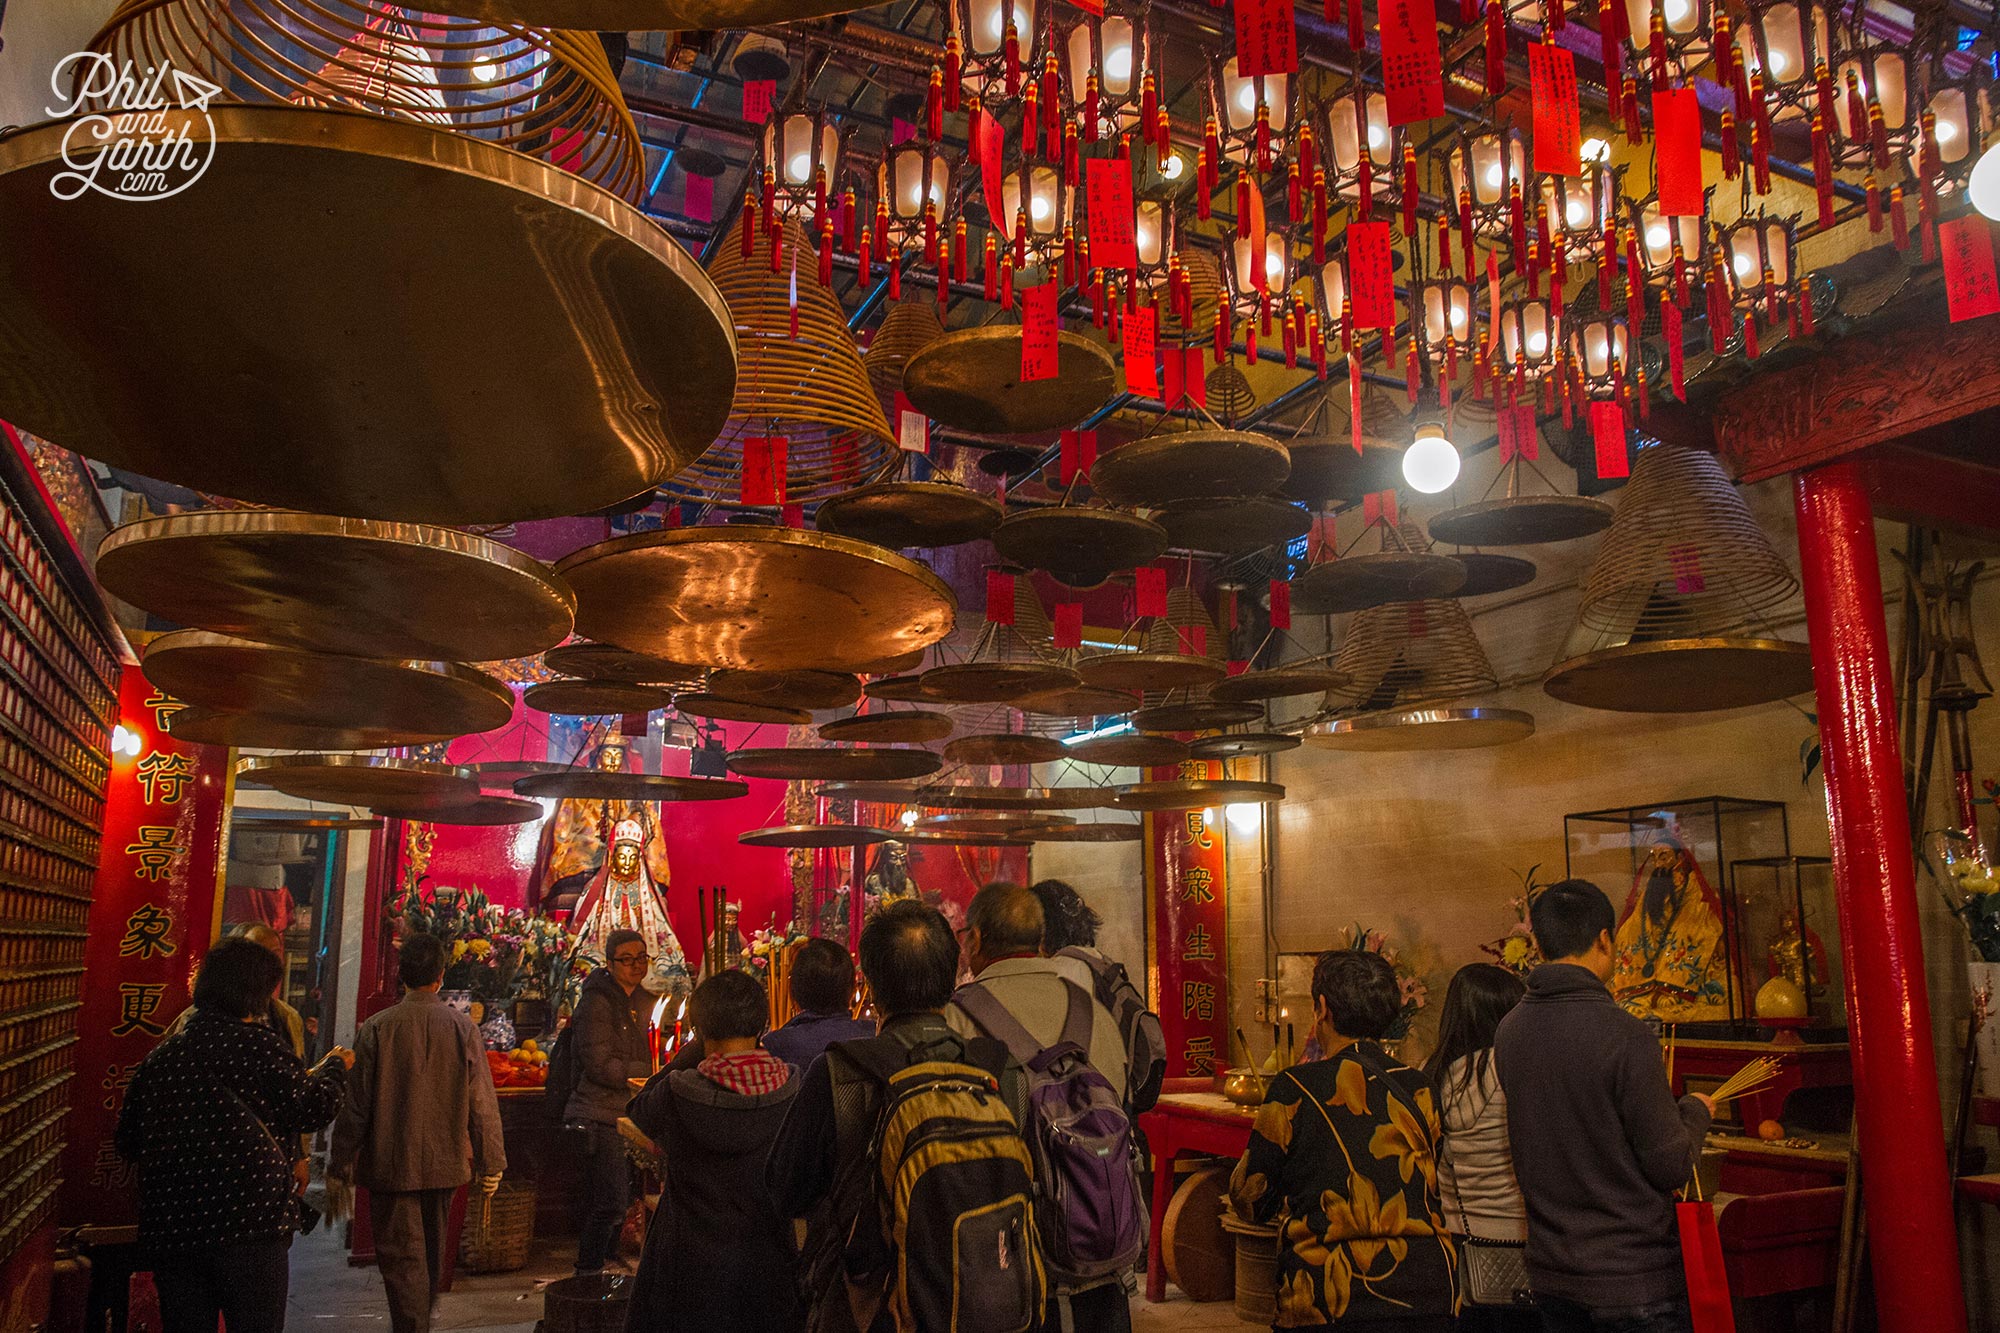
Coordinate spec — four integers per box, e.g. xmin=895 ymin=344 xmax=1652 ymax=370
xmin=1233 ymin=0 xmax=1299 ymax=78
xmin=1182 ymin=348 xmax=1208 ymax=407
xmin=1269 ymin=578 xmax=1292 ymax=629
xmin=1530 ymin=42 xmax=1582 ymax=176
xmin=1135 ymin=565 xmax=1169 ymax=617
xmin=1590 ymin=400 xmax=1631 ymax=478
xmin=1497 ymin=403 xmax=1539 ymax=461
xmin=1652 ymin=87 xmax=1704 ymax=216
xmin=1940 ymin=215 xmax=2000 ymax=323
xmin=684 ymin=172 xmax=715 ymax=224
xmin=1347 ymin=222 xmax=1396 ymax=329
xmin=1022 ymin=283 xmax=1061 ymax=382
xmin=974 ymin=109 xmax=1009 ymax=241
xmin=742 ymin=80 xmax=775 ymax=125
xmin=1378 ymin=0 xmax=1445 ymax=126
xmin=1053 ymin=602 xmax=1084 ymax=648
xmin=61 ymin=666 xmax=228 ymax=1226
xmin=1122 ymin=304 xmax=1160 ymax=396
xmin=986 ymin=570 xmax=1018 ymax=624
xmin=1085 ymin=158 xmax=1138 ymax=271
xmin=1148 ymin=760 xmax=1230 ymax=1080
xmin=741 ymin=435 xmax=788 ymax=504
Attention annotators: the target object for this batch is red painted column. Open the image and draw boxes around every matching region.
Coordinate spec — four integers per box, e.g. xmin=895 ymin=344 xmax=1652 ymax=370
xmin=1793 ymin=461 xmax=1966 ymax=1333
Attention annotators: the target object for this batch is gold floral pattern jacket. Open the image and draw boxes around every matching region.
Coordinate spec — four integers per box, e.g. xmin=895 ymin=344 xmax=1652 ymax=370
xmin=1228 ymin=1044 xmax=1458 ymax=1326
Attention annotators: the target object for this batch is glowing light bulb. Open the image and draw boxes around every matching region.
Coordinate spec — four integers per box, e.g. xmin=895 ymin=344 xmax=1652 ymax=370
xmin=900 ymin=809 xmax=918 ymax=828
xmin=1450 ymin=305 xmax=1467 ymax=329
xmin=1768 ymin=49 xmax=1789 ymax=77
xmin=787 ymin=153 xmax=811 ymax=182
xmin=1403 ymin=427 xmax=1461 ymax=493
xmin=1935 ymin=118 xmax=1959 ymax=145
xmin=1266 ymin=252 xmax=1284 ymax=281
xmin=1970 ymin=141 xmax=2000 ymax=221
xmin=1160 ymin=151 xmax=1185 ymax=180
xmin=1662 ymin=0 xmax=1689 ymax=21
xmin=986 ymin=7 xmax=1005 ymax=41
xmin=471 ymin=61 xmax=500 ymax=82
xmin=1526 ymin=330 xmax=1548 ymax=355
xmin=1484 ymin=164 xmax=1504 ymax=189
xmin=1030 ymin=194 xmax=1052 ymax=222
xmin=1226 ymin=804 xmax=1261 ymax=835
xmin=1733 ymin=251 xmax=1755 ymax=278
xmin=1581 ymin=137 xmax=1610 ymax=162
xmin=112 ymin=724 xmax=140 ymax=756
xmin=1105 ymin=45 xmax=1132 ymax=82
xmin=1367 ymin=123 xmax=1387 ymax=150
xmin=1236 ymin=84 xmax=1257 ymax=115
xmin=1647 ymin=224 xmax=1671 ymax=249
xmin=1566 ymin=198 xmax=1590 ymax=228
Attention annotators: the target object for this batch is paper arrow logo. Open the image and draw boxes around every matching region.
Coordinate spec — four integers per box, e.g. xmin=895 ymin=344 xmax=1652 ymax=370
xmin=170 ymin=69 xmax=222 ymax=112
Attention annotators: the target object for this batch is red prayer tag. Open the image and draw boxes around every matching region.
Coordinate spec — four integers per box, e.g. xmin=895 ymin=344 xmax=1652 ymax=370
xmin=1662 ymin=300 xmax=1686 ymax=399
xmin=986 ymin=570 xmax=1017 ymax=624
xmin=1362 ymin=489 xmax=1399 ymax=527
xmin=1246 ymin=185 xmax=1269 ymax=293
xmin=684 ymin=173 xmax=714 ymax=223
xmin=1234 ymin=0 xmax=1299 ymax=78
xmin=1589 ymin=401 xmax=1630 ymax=479
xmin=1269 ymin=579 xmax=1292 ymax=630
xmin=1667 ymin=543 xmax=1707 ymax=594
xmin=974 ymin=109 xmax=1009 ymax=241
xmin=781 ymin=503 xmax=804 ymax=529
xmin=1941 ymin=215 xmax=2000 ymax=323
xmin=1053 ymin=602 xmax=1084 ymax=648
xmin=1652 ymin=88 xmax=1704 ymax=216
xmin=1086 ymin=157 xmax=1138 ymax=271
xmin=1347 ymin=222 xmax=1396 ymax=329
xmin=891 ymin=118 xmax=916 ymax=145
xmin=1162 ymin=340 xmax=1186 ymax=406
xmin=1183 ymin=347 xmax=1208 ymax=407
xmin=893 ymin=391 xmax=928 ymax=453
xmin=1060 ymin=429 xmax=1085 ymax=483
xmin=1122 ymin=305 xmax=1160 ymax=395
xmin=1378 ymin=0 xmax=1446 ymax=126
xmin=1176 ymin=624 xmax=1207 ymax=657
xmin=1136 ymin=566 xmax=1169 ymax=617
xmin=742 ymin=80 xmax=775 ymax=125
xmin=1021 ymin=283 xmax=1061 ymax=382
xmin=1497 ymin=404 xmax=1539 ymax=461
xmin=1529 ymin=43 xmax=1581 ymax=176
xmin=741 ymin=435 xmax=787 ymax=504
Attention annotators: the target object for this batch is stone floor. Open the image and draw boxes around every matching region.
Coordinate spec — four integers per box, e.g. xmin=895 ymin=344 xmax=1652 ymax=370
xmin=286 ymin=1226 xmax=1248 ymax=1333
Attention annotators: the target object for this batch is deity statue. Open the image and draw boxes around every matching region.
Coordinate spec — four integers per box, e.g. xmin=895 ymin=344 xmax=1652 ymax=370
xmin=1611 ymin=823 xmax=1736 ymax=1022
xmin=532 ymin=735 xmax=672 ymax=915
xmin=1767 ymin=908 xmax=1831 ymax=989
xmin=864 ymin=840 xmax=918 ymax=908
xmin=702 ymin=900 xmax=752 ymax=979
xmin=572 ymin=819 xmax=692 ymax=999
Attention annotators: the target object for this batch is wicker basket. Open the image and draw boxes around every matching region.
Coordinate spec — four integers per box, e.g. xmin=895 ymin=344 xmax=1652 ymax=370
xmin=458 ymin=1178 xmax=536 ymax=1274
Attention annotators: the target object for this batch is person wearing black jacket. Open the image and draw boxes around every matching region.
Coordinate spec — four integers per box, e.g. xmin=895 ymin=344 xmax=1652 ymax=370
xmin=563 ymin=929 xmax=654 ymax=1275
xmin=626 ymin=970 xmax=802 ymax=1333
xmin=1493 ymin=880 xmax=1715 ymax=1333
xmin=117 ymin=937 xmax=351 ymax=1333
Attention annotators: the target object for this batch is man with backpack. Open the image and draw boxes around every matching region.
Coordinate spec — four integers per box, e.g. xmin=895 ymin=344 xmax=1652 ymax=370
xmin=948 ymin=883 xmax=1144 ymax=1333
xmin=1028 ymin=880 xmax=1165 ymax=1118
xmin=768 ymin=899 xmax=1044 ymax=1333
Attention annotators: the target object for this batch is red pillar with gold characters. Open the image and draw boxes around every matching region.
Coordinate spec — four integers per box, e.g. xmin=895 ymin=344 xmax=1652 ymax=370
xmin=1145 ymin=759 xmax=1229 ymax=1083
xmin=59 ymin=666 xmax=229 ymax=1228
xmin=1793 ymin=461 xmax=1967 ymax=1333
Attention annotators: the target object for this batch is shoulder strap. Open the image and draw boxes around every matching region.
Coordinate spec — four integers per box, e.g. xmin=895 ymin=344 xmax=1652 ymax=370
xmin=1055 ymin=978 xmax=1095 ymax=1053
xmin=950 ymin=983 xmax=1045 ymax=1065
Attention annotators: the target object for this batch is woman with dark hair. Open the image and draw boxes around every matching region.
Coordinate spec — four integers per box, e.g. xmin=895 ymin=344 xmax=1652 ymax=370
xmin=1230 ymin=949 xmax=1457 ymax=1330
xmin=1424 ymin=965 xmax=1532 ymax=1331
xmin=117 ymin=936 xmax=352 ymax=1333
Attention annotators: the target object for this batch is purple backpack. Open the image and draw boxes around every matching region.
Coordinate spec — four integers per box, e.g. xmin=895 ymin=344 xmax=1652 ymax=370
xmin=953 ymin=980 xmax=1145 ymax=1288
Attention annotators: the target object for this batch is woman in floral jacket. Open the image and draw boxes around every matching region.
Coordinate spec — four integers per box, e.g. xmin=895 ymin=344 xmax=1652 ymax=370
xmin=1230 ymin=950 xmax=1458 ymax=1331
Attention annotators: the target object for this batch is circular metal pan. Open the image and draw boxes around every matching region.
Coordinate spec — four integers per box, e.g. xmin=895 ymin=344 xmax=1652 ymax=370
xmin=1015 ymin=685 xmax=1142 ymax=719
xmin=991 ymin=508 xmax=1167 ymax=576
xmin=1304 ymin=707 xmax=1538 ymax=751
xmin=1542 ymin=639 xmax=1815 ymax=713
xmin=921 ymin=661 xmax=1082 ymax=704
xmin=468 ymin=761 xmax=569 ymax=788
xmin=1156 ymin=497 xmax=1312 ymax=556
xmin=167 ymin=705 xmax=434 ymax=752
xmin=1290 ymin=553 xmax=1468 ymax=616
xmin=816 ymin=781 xmax=929 ymax=805
xmin=707 ymin=669 xmax=862 ymax=712
xmin=819 ymin=711 xmax=956 ymax=744
xmin=902 ymin=328 xmax=1118 ymax=434
xmin=815 ymin=482 xmax=1003 ymax=550
xmin=514 ymin=771 xmax=749 ymax=802
xmin=737 ymin=824 xmax=901 ymax=849
xmin=852 ymin=647 xmax=929 ymax=676
xmin=918 ymin=812 xmax=1077 ymax=837
xmin=1426 ymin=494 xmax=1615 ymax=548
xmin=1076 ymin=651 xmax=1228 ymax=692
xmin=559 ymin=527 xmax=956 ymax=673
xmin=543 ymin=642 xmax=704 ymax=684
xmin=1112 ymin=779 xmax=1287 ymax=811
xmin=0 ymin=106 xmax=732 ymax=524
xmin=524 ymin=680 xmax=677 ymax=716
xmin=862 ymin=674 xmax=936 ymax=702
xmin=144 ymin=631 xmax=512 ymax=742
xmin=673 ymin=694 xmax=813 ymax=726
xmin=1208 ymin=663 xmax=1351 ymax=702
xmin=726 ymin=747 xmax=945 ymax=781
xmin=1065 ymin=733 xmax=1191 ymax=767
xmin=1280 ymin=438 xmax=1406 ymax=507
xmin=373 ymin=795 xmax=544 ymax=826
xmin=1130 ymin=701 xmax=1266 ymax=733
xmin=944 ymin=733 xmax=1069 ymax=766
xmin=898 ymin=828 xmax=1020 ymax=847
xmin=236 ymin=755 xmax=479 ymax=809
xmin=1089 ymin=431 xmax=1292 ymax=508
xmin=1452 ymin=553 xmax=1539 ymax=598
xmin=95 ymin=511 xmax=574 ymax=663
xmin=1010 ymin=821 xmax=1144 ymax=843
xmin=1189 ymin=731 xmax=1303 ymax=759
xmin=913 ymin=786 xmax=1110 ymax=812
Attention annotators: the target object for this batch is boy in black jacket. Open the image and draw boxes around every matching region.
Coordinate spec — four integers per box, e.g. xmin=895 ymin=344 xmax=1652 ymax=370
xmin=1493 ymin=879 xmax=1714 ymax=1333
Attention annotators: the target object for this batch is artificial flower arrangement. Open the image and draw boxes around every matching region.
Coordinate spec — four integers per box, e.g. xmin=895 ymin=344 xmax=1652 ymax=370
xmin=742 ymin=918 xmax=811 ymax=977
xmin=1480 ymin=866 xmax=1548 ymax=978
xmin=389 ymin=881 xmax=576 ymax=1004
xmin=1332 ymin=923 xmax=1429 ymax=1040
xmin=1929 ymin=829 xmax=2000 ymax=964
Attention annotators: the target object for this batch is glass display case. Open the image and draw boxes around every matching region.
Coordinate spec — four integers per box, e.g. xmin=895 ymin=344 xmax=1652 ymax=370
xmin=1727 ymin=855 xmax=1845 ymax=1034
xmin=1564 ymin=796 xmax=1792 ymax=1034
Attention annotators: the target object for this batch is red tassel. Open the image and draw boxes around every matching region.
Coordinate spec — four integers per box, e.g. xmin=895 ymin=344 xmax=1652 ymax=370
xmin=1000 ymin=258 xmax=1014 ymax=312
xmin=1439 ymin=215 xmax=1453 ymax=275
xmin=1549 ymin=0 xmax=1565 ymax=31
xmin=1509 ymin=186 xmax=1527 ymax=274
xmin=1023 ymin=85 xmax=1041 ymax=158
xmin=841 ymin=189 xmax=856 ymax=251
xmin=1649 ymin=14 xmax=1667 ymax=85
xmin=1743 ymin=310 xmax=1759 ymax=360
xmin=1816 ymin=62 xmax=1837 ymax=134
xmin=741 ymin=195 xmax=756 ymax=258
xmin=889 ymin=250 xmax=901 ymax=300
xmin=1720 ymin=111 xmax=1740 ymax=179
xmin=858 ymin=231 xmax=870 ymax=283
xmin=1236 ymin=175 xmax=1251 ymax=239
xmin=1671 ymin=244 xmax=1689 ymax=308
xmin=1287 ymin=162 xmax=1301 ymax=220
xmin=943 ymin=37 xmax=961 ymax=112
xmin=1552 ymin=240 xmax=1567 ymax=321
xmin=927 ymin=68 xmax=944 ymax=140
xmin=1800 ymin=279 xmax=1815 ymax=336
xmin=1402 ymin=146 xmax=1419 ymax=242
xmin=1750 ymin=75 xmax=1772 ymax=195
xmin=1140 ymin=74 xmax=1157 ymax=148
xmin=1871 ymin=102 xmax=1890 ymax=171
xmin=1866 ymin=176 xmax=1883 ymax=231
xmin=1459 ymin=189 xmax=1475 ymax=277
xmin=1313 ymin=173 xmax=1328 ymax=264
xmin=1299 ymin=127 xmax=1317 ymax=187
xmin=1247 ymin=322 xmax=1259 ymax=365
xmin=1042 ymin=54 xmax=1059 ymax=153
xmin=1348 ymin=0 xmax=1364 ymax=52
xmin=1065 ymin=121 xmax=1080 ymax=186
xmin=1358 ymin=154 xmax=1374 ymax=212
xmin=1846 ymin=72 xmax=1868 ymax=151
xmin=1811 ymin=115 xmax=1835 ymax=228
xmin=818 ymin=226 xmax=833 ymax=287
xmin=1216 ymin=305 xmax=1229 ymax=363
xmin=761 ymin=170 xmax=776 ymax=235
xmin=1406 ymin=345 xmax=1421 ymax=402
xmin=937 ymin=245 xmax=950 ymax=304
xmin=1256 ymin=106 xmax=1272 ymax=174
xmin=1013 ymin=223 xmax=1026 ymax=270
xmin=1004 ymin=23 xmax=1021 ymax=96
xmin=1485 ymin=0 xmax=1507 ymax=96
xmin=1713 ymin=12 xmax=1736 ymax=92
xmin=1890 ymin=185 xmax=1909 ymax=249
xmin=1599 ymin=0 xmax=1624 ymax=117
xmin=983 ymin=236 xmax=998 ymax=300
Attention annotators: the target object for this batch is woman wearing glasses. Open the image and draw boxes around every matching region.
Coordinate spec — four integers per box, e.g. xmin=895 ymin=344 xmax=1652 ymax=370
xmin=562 ymin=929 xmax=655 ymax=1275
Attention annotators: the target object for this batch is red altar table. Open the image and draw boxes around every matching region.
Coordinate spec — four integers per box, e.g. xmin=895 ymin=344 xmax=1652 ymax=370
xmin=1137 ymin=1088 xmax=1256 ymax=1303
xmin=1667 ymin=1037 xmax=1852 ymax=1131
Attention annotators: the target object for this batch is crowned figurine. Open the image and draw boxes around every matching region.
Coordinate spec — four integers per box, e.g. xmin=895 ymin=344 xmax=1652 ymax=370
xmin=571 ymin=818 xmax=692 ymax=999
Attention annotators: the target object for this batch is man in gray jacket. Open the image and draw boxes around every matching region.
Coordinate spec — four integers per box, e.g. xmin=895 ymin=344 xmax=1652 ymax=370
xmin=562 ymin=928 xmax=654 ymax=1274
xmin=331 ymin=934 xmax=505 ymax=1333
xmin=1494 ymin=879 xmax=1714 ymax=1333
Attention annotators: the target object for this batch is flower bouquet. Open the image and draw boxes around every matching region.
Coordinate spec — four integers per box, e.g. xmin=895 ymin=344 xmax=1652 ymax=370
xmin=1928 ymin=829 xmax=2000 ymax=963
xmin=742 ymin=919 xmax=810 ymax=978
xmin=1480 ymin=866 xmax=1547 ymax=978
xmin=1332 ymin=923 xmax=1429 ymax=1040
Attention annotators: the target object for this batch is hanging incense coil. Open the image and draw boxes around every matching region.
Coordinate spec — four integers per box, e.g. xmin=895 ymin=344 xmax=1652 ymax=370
xmin=706 ymin=669 xmax=862 ymax=712
xmin=1157 ymin=497 xmax=1312 ymax=555
xmin=1015 ymin=684 xmax=1143 ymax=719
xmin=1453 ymin=553 xmax=1539 ymax=597
xmin=1129 ymin=699 xmax=1265 ymax=732
xmin=944 ymin=733 xmax=1069 ymax=766
xmin=237 ymin=755 xmax=479 ymax=809
xmin=674 ymin=216 xmax=894 ymax=503
xmin=920 ymin=575 xmax=1079 ymax=704
xmin=543 ymin=642 xmax=704 ymax=684
xmin=738 ymin=824 xmax=901 ymax=849
xmin=1292 ymin=519 xmax=1467 ymax=616
xmin=1089 ymin=430 xmax=1292 ymax=509
xmin=1205 ymin=361 xmax=1258 ymax=426
xmin=1064 ymin=732 xmax=1190 ymax=767
xmin=816 ymin=482 xmax=1003 ymax=550
xmin=523 ymin=679 xmax=675 ymax=716
xmin=1154 ymin=249 xmax=1224 ymax=338
xmin=991 ymin=507 xmax=1167 ymax=582
xmin=866 ymin=299 xmax=946 ymax=411
xmin=1112 ymin=778 xmax=1285 ymax=811
xmin=376 ymin=795 xmax=544 ymax=826
xmin=726 ymin=747 xmax=945 ymax=782
xmin=1209 ymin=659 xmax=1350 ymax=702
xmin=673 ymin=694 xmax=813 ymax=726
xmin=514 ymin=770 xmax=749 ymax=801
xmin=89 ymin=1 xmax=645 ymax=200
xmin=911 ymin=785 xmax=1110 ymax=812
xmin=1328 ymin=532 xmax=1502 ymax=714
xmin=917 ymin=812 xmax=1077 ymax=838
xmin=1010 ymin=821 xmax=1143 ymax=842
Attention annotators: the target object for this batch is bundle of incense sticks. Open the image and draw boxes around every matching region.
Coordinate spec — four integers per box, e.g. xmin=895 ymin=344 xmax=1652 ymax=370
xmin=1707 ymin=1055 xmax=1782 ymax=1107
xmin=1663 ymin=1025 xmax=1676 ymax=1086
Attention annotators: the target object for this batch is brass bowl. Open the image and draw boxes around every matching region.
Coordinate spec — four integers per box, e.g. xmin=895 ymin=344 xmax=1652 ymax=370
xmin=1221 ymin=1067 xmax=1271 ymax=1107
